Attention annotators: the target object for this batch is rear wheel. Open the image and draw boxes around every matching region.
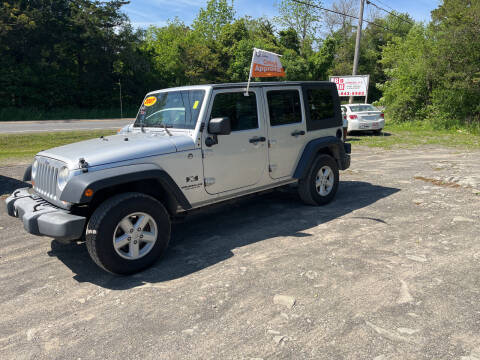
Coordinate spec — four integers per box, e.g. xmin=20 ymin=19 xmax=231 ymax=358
xmin=86 ymin=192 xmax=171 ymax=274
xmin=298 ymin=154 xmax=339 ymax=206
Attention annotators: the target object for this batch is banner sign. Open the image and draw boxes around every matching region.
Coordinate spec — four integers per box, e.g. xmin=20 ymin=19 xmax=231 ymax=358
xmin=329 ymin=75 xmax=369 ymax=97
xmin=245 ymin=48 xmax=285 ymax=94
xmin=250 ymin=48 xmax=285 ymax=78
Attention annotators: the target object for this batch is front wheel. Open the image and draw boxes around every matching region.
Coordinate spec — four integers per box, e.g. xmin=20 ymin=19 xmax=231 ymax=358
xmin=298 ymin=154 xmax=339 ymax=206
xmin=86 ymin=192 xmax=171 ymax=274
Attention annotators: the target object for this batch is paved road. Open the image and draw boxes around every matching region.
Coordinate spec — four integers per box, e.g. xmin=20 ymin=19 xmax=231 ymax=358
xmin=0 ymin=118 xmax=134 ymax=134
xmin=1 ymin=146 xmax=480 ymax=359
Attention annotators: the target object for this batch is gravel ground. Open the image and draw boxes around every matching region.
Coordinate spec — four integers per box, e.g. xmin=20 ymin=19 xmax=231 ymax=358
xmin=0 ymin=145 xmax=479 ymax=360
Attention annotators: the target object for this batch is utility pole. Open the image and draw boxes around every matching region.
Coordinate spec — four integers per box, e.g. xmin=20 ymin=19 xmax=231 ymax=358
xmin=350 ymin=0 xmax=365 ymax=104
xmin=118 ymin=79 xmax=123 ymax=119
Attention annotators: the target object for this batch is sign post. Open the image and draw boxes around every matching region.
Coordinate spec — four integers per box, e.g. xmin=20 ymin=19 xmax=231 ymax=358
xmin=245 ymin=48 xmax=285 ymax=95
xmin=329 ymin=75 xmax=370 ymax=103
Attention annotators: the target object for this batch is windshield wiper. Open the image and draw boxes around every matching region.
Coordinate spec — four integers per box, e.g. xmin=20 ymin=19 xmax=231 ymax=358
xmin=147 ymin=124 xmax=174 ymax=136
xmin=163 ymin=123 xmax=172 ymax=136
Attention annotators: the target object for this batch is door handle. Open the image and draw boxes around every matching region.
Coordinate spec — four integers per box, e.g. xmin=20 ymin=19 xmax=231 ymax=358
xmin=291 ymin=130 xmax=305 ymax=136
xmin=249 ymin=136 xmax=266 ymax=144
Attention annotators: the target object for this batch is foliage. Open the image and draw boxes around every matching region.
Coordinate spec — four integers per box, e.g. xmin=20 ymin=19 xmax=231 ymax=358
xmin=193 ymin=0 xmax=235 ymax=41
xmin=274 ymin=0 xmax=323 ymax=52
xmin=0 ymin=0 xmax=478 ymax=131
xmin=379 ymin=0 xmax=480 ymax=129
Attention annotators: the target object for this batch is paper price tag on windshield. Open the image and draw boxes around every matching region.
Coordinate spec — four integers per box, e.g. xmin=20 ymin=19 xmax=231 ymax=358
xmin=193 ymin=100 xmax=199 ymax=109
xmin=144 ymin=96 xmax=157 ymax=107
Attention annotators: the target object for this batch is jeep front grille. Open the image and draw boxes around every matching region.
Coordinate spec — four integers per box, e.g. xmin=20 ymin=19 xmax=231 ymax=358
xmin=34 ymin=157 xmax=60 ymax=200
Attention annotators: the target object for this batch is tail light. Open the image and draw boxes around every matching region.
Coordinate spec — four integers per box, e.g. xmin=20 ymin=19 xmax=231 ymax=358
xmin=380 ymin=113 xmax=384 ymax=118
xmin=349 ymin=115 xmax=357 ymax=119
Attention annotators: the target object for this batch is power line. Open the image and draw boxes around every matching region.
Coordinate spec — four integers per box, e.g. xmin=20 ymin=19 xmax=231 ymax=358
xmin=366 ymin=0 xmax=414 ymax=25
xmin=373 ymin=0 xmax=394 ymax=12
xmin=290 ymin=0 xmax=396 ymax=33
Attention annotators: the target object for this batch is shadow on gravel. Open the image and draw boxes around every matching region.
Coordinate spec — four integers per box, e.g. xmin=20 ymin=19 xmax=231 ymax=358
xmin=49 ymin=180 xmax=400 ymax=289
xmin=0 ymin=175 xmax=30 ymax=196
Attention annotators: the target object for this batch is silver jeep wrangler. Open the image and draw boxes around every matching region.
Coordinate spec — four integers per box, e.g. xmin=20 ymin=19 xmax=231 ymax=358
xmin=5 ymin=81 xmax=351 ymax=274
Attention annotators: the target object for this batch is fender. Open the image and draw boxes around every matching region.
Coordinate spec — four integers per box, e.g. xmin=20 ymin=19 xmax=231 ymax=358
xmin=60 ymin=164 xmax=192 ymax=210
xmin=293 ymin=137 xmax=350 ymax=179
xmin=23 ymin=164 xmax=32 ymax=182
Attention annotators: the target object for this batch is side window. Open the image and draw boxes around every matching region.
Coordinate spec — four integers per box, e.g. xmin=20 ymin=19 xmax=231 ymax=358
xmin=307 ymin=89 xmax=335 ymax=121
xmin=210 ymin=92 xmax=258 ymax=131
xmin=267 ymin=90 xmax=302 ymax=126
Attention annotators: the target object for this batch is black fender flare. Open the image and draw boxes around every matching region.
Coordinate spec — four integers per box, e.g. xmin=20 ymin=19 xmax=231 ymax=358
xmin=293 ymin=137 xmax=350 ymax=179
xmin=23 ymin=164 xmax=32 ymax=182
xmin=60 ymin=164 xmax=192 ymax=210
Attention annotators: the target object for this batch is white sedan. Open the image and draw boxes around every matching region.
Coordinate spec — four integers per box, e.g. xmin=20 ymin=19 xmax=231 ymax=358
xmin=341 ymin=104 xmax=385 ymax=134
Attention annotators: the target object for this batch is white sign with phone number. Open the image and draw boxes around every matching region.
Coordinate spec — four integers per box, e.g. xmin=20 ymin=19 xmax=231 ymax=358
xmin=329 ymin=75 xmax=369 ymax=97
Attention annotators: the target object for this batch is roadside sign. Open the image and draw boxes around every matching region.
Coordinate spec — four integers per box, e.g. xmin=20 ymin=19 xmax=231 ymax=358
xmin=329 ymin=75 xmax=370 ymax=103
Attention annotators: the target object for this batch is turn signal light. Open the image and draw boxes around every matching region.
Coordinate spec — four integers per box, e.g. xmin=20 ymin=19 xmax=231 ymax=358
xmin=380 ymin=113 xmax=384 ymax=118
xmin=84 ymin=189 xmax=94 ymax=197
xmin=349 ymin=115 xmax=358 ymax=119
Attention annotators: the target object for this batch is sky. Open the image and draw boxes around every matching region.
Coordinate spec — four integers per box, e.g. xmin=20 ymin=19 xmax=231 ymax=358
xmin=123 ymin=0 xmax=440 ymax=29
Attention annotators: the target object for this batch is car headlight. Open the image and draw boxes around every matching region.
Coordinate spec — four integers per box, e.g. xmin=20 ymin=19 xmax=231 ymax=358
xmin=57 ymin=166 xmax=70 ymax=191
xmin=31 ymin=159 xmax=38 ymax=180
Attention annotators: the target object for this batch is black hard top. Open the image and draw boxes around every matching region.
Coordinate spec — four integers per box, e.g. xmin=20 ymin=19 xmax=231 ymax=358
xmin=209 ymin=81 xmax=335 ymax=89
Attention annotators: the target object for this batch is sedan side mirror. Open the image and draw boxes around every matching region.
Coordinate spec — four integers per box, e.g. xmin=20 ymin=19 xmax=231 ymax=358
xmin=208 ymin=117 xmax=231 ymax=135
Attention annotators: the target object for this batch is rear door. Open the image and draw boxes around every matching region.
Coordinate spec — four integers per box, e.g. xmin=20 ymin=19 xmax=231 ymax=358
xmin=263 ymin=86 xmax=306 ymax=179
xmin=201 ymin=88 xmax=267 ymax=194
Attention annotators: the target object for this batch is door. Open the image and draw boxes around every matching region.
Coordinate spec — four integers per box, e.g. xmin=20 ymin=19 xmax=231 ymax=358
xmin=202 ymin=88 xmax=267 ymax=194
xmin=263 ymin=87 xmax=307 ymax=179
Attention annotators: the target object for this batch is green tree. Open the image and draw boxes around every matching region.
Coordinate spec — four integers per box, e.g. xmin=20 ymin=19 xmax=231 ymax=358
xmin=379 ymin=25 xmax=434 ymax=121
xmin=274 ymin=0 xmax=323 ymax=53
xmin=193 ymin=0 xmax=235 ymax=41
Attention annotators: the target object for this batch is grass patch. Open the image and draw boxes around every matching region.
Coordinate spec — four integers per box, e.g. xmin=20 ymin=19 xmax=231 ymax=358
xmin=0 ymin=107 xmax=138 ymax=121
xmin=348 ymin=122 xmax=480 ymax=149
xmin=0 ymin=130 xmax=116 ymax=162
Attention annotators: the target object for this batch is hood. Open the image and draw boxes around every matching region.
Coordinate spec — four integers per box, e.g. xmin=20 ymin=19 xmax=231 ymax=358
xmin=37 ymin=132 xmax=195 ymax=168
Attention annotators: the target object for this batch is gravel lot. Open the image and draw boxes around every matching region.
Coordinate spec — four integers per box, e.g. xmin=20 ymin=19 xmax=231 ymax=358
xmin=1 ymin=145 xmax=479 ymax=360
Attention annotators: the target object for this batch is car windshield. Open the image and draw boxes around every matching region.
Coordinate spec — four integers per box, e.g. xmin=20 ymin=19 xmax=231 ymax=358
xmin=134 ymin=90 xmax=205 ymax=129
xmin=349 ymin=104 xmax=378 ymax=112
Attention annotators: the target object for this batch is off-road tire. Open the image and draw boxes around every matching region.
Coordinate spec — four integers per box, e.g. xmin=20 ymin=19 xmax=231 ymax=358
xmin=86 ymin=192 xmax=171 ymax=275
xmin=298 ymin=154 xmax=339 ymax=206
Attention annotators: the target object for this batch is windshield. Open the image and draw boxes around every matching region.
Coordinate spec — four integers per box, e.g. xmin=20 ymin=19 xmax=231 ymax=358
xmin=134 ymin=90 xmax=205 ymax=129
xmin=349 ymin=104 xmax=378 ymax=112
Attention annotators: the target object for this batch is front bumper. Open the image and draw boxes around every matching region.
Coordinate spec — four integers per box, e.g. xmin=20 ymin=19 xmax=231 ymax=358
xmin=5 ymin=188 xmax=86 ymax=241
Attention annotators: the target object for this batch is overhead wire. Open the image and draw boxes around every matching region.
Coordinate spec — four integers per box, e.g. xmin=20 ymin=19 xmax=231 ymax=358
xmin=290 ymin=0 xmax=398 ymax=33
xmin=366 ymin=0 xmax=414 ymax=25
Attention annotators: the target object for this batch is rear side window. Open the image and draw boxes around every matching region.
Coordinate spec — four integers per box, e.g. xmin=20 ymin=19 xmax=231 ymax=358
xmin=307 ymin=89 xmax=335 ymax=121
xmin=267 ymin=90 xmax=302 ymax=126
xmin=210 ymin=92 xmax=258 ymax=131
xmin=304 ymin=87 xmax=340 ymax=130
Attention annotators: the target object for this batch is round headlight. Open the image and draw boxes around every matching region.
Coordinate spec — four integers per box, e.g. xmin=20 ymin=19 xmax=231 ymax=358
xmin=31 ymin=159 xmax=38 ymax=180
xmin=57 ymin=166 xmax=70 ymax=191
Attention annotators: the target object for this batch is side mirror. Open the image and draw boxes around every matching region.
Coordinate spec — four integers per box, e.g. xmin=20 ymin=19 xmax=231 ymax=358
xmin=208 ymin=117 xmax=231 ymax=135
